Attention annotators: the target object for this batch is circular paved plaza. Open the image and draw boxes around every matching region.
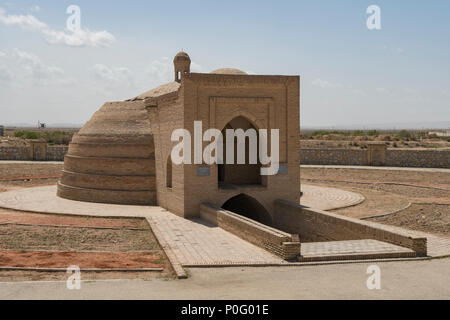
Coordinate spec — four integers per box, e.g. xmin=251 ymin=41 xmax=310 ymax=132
xmin=0 ymin=184 xmax=364 ymax=217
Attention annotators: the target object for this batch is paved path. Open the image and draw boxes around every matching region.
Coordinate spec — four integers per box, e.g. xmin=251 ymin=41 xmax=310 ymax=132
xmin=0 ymin=258 xmax=449 ymax=299
xmin=301 ymin=185 xmax=364 ymax=210
xmin=0 ymin=186 xmax=286 ymax=266
xmin=147 ymin=211 xmax=285 ymax=266
xmin=0 ymin=185 xmax=365 ymax=216
xmin=0 ymin=185 xmax=448 ymax=265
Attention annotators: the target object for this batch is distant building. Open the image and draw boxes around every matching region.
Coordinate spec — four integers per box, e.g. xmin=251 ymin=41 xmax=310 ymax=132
xmin=57 ymin=51 xmax=301 ymax=221
xmin=428 ymin=131 xmax=450 ymax=137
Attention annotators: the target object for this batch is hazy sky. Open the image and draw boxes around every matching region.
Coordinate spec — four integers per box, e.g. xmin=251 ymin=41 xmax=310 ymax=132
xmin=1 ymin=0 xmax=449 ymax=127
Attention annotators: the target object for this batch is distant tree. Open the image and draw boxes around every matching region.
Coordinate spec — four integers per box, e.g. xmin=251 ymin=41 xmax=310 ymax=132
xmin=397 ymin=130 xmax=412 ymax=139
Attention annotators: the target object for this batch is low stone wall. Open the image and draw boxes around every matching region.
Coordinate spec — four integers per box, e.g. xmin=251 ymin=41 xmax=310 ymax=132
xmin=46 ymin=146 xmax=69 ymax=161
xmin=0 ymin=145 xmax=68 ymax=161
xmin=300 ymin=148 xmax=450 ymax=168
xmin=200 ymin=203 xmax=300 ymax=260
xmin=301 ymin=149 xmax=367 ymax=166
xmin=386 ymin=149 xmax=450 ymax=168
xmin=274 ymin=200 xmax=427 ymax=256
xmin=0 ymin=147 xmax=30 ymax=160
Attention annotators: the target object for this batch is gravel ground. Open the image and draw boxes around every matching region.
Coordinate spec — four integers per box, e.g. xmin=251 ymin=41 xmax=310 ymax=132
xmin=369 ymin=204 xmax=450 ymax=237
xmin=0 ymin=224 xmax=159 ymax=252
xmin=301 ymin=167 xmax=450 ymax=236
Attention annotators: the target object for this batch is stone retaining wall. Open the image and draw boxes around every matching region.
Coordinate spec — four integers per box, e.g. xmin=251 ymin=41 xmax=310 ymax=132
xmin=0 ymin=147 xmax=31 ymax=160
xmin=200 ymin=203 xmax=301 ymax=260
xmin=300 ymin=149 xmax=367 ymax=166
xmin=1 ymin=144 xmax=448 ymax=168
xmin=300 ymin=148 xmax=449 ymax=168
xmin=274 ymin=200 xmax=427 ymax=256
xmin=385 ymin=149 xmax=449 ymax=168
xmin=0 ymin=145 xmax=68 ymax=161
xmin=46 ymin=146 xmax=69 ymax=161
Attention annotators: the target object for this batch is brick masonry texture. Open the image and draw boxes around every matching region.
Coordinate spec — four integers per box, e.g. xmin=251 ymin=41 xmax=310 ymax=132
xmin=274 ymin=200 xmax=427 ymax=256
xmin=200 ymin=203 xmax=300 ymax=260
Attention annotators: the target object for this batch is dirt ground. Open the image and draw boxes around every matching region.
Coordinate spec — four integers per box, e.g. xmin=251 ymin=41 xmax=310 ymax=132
xmin=369 ymin=204 xmax=450 ymax=236
xmin=0 ymin=166 xmax=173 ymax=281
xmin=0 ymin=162 xmax=448 ymax=282
xmin=0 ymin=270 xmax=174 ymax=282
xmin=0 ymin=224 xmax=158 ymax=252
xmin=301 ymin=167 xmax=450 ymax=237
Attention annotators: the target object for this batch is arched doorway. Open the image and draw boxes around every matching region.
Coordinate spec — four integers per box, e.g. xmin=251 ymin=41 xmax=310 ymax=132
xmin=218 ymin=116 xmax=262 ymax=187
xmin=222 ymin=194 xmax=272 ymax=226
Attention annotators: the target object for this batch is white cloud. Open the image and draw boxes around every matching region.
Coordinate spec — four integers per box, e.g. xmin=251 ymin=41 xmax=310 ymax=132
xmin=146 ymin=57 xmax=172 ymax=83
xmin=312 ymin=78 xmax=343 ymax=89
xmin=376 ymin=87 xmax=389 ymax=94
xmin=0 ymin=49 xmax=75 ymax=86
xmin=91 ymin=64 xmax=133 ymax=85
xmin=0 ymin=7 xmax=115 ymax=47
xmin=30 ymin=5 xmax=40 ymax=12
xmin=383 ymin=45 xmax=405 ymax=55
xmin=0 ymin=64 xmax=12 ymax=81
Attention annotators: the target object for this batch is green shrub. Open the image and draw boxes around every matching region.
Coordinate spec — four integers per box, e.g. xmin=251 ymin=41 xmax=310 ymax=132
xmin=14 ymin=130 xmax=40 ymax=139
xmin=397 ymin=130 xmax=412 ymax=139
xmin=352 ymin=130 xmax=365 ymax=136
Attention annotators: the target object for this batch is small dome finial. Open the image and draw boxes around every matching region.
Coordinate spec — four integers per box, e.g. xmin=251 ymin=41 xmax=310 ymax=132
xmin=173 ymin=51 xmax=191 ymax=83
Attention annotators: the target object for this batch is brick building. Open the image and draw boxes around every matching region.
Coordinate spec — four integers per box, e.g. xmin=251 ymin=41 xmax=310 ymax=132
xmin=58 ymin=52 xmax=301 ymax=223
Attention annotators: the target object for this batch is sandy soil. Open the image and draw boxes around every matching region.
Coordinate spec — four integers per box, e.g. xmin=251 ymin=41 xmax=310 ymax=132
xmin=0 ymin=224 xmax=159 ymax=252
xmin=0 ymin=251 xmax=165 ymax=269
xmin=0 ymin=270 xmax=174 ymax=282
xmin=0 ymin=169 xmax=173 ymax=281
xmin=0 ymin=209 xmax=149 ymax=229
xmin=369 ymin=204 xmax=450 ymax=237
xmin=301 ymin=167 xmax=450 ymax=236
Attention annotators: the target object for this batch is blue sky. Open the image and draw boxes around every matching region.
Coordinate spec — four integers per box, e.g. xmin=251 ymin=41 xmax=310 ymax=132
xmin=1 ymin=0 xmax=449 ymax=127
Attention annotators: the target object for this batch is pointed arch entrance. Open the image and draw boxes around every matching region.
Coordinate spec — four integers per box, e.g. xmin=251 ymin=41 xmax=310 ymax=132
xmin=218 ymin=116 xmax=263 ymax=187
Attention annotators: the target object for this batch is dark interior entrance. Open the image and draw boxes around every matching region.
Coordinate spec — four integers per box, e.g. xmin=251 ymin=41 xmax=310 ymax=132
xmin=218 ymin=116 xmax=262 ymax=187
xmin=221 ymin=194 xmax=272 ymax=226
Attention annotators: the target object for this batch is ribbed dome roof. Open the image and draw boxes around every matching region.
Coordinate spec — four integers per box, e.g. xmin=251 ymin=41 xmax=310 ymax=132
xmin=74 ymin=101 xmax=152 ymax=142
xmin=57 ymin=100 xmax=157 ymax=205
xmin=211 ymin=68 xmax=248 ymax=75
xmin=133 ymin=82 xmax=180 ymax=101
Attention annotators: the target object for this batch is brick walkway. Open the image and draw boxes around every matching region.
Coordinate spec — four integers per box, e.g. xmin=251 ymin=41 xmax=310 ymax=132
xmin=0 ymin=185 xmax=448 ymax=267
xmin=147 ymin=210 xmax=285 ymax=266
xmin=300 ymin=240 xmax=415 ymax=262
xmin=301 ymin=185 xmax=364 ymax=211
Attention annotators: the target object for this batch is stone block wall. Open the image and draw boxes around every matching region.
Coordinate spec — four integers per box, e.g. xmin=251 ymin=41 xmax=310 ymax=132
xmin=300 ymin=148 xmax=449 ymax=168
xmin=46 ymin=146 xmax=69 ymax=161
xmin=385 ymin=149 xmax=450 ymax=168
xmin=200 ymin=203 xmax=301 ymax=260
xmin=0 ymin=147 xmax=31 ymax=160
xmin=0 ymin=145 xmax=68 ymax=161
xmin=300 ymin=149 xmax=368 ymax=166
xmin=274 ymin=200 xmax=427 ymax=256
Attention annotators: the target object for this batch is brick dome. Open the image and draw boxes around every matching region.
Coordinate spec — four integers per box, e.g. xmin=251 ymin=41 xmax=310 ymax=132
xmin=57 ymin=100 xmax=157 ymax=205
xmin=211 ymin=68 xmax=248 ymax=75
